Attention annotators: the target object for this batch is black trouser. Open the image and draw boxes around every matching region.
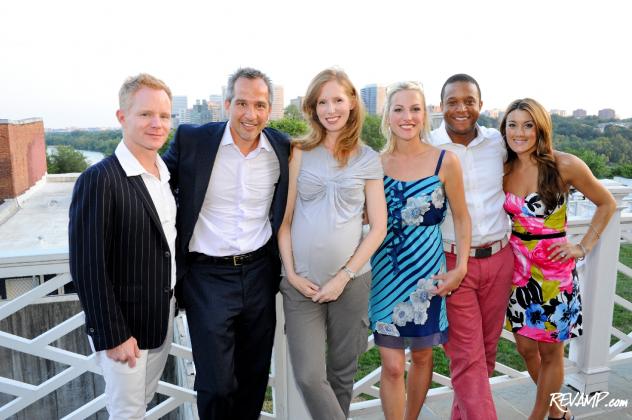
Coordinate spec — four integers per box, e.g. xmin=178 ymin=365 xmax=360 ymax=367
xmin=183 ymin=253 xmax=277 ymax=420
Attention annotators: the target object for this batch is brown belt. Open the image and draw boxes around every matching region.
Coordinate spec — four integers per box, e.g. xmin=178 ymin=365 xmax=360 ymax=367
xmin=443 ymin=237 xmax=508 ymax=259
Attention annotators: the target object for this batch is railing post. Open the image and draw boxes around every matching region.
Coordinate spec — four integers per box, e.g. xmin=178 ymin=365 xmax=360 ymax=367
xmin=567 ymin=184 xmax=631 ymax=393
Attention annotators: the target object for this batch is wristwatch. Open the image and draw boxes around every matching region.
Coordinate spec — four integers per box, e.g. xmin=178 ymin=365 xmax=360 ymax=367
xmin=342 ymin=266 xmax=356 ymax=280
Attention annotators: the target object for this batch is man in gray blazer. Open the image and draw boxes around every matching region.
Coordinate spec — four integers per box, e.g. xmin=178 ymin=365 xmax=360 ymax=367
xmin=69 ymin=73 xmax=177 ymax=419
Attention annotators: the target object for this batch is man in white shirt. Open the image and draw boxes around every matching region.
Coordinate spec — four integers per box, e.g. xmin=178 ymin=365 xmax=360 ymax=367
xmin=70 ymin=74 xmax=177 ymax=419
xmin=429 ymin=74 xmax=513 ymax=420
xmin=164 ymin=68 xmax=290 ymax=420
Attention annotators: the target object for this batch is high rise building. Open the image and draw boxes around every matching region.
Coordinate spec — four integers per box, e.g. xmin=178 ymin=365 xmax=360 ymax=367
xmin=550 ymin=109 xmax=567 ymax=117
xmin=598 ymin=108 xmax=616 ymax=120
xmin=221 ymin=86 xmax=228 ymax=122
xmin=190 ymin=100 xmax=213 ymax=125
xmin=573 ymin=109 xmax=587 ymax=118
xmin=172 ymin=96 xmax=188 ymax=114
xmin=270 ymin=85 xmax=284 ymax=120
xmin=178 ymin=109 xmax=190 ymax=124
xmin=361 ymin=84 xmax=386 ymax=115
xmin=290 ymin=96 xmax=303 ymax=111
xmin=208 ymin=95 xmax=224 ymax=122
xmin=171 ymin=96 xmax=188 ymax=127
xmin=208 ymin=101 xmax=223 ymax=122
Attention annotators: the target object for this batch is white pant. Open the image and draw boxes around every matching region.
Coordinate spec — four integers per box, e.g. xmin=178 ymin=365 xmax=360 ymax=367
xmin=91 ymin=298 xmax=175 ymax=420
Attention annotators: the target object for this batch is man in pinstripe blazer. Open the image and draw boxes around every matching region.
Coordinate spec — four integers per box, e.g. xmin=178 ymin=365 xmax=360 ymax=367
xmin=69 ymin=73 xmax=177 ymax=419
xmin=163 ymin=67 xmax=290 ymax=420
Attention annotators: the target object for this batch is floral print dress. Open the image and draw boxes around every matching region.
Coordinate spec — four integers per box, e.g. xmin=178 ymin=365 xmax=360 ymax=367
xmin=369 ymin=150 xmax=448 ymax=349
xmin=504 ymin=192 xmax=582 ymax=343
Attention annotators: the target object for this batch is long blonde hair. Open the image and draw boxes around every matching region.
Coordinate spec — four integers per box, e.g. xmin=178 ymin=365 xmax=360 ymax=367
xmin=296 ymin=68 xmax=365 ymax=166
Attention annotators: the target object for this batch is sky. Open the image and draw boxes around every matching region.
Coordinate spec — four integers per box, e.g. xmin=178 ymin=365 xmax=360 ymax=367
xmin=0 ymin=0 xmax=629 ymax=128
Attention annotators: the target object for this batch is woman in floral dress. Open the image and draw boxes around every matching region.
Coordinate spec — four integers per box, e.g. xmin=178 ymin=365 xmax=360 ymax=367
xmin=369 ymin=82 xmax=471 ymax=420
xmin=502 ymin=98 xmax=616 ymax=420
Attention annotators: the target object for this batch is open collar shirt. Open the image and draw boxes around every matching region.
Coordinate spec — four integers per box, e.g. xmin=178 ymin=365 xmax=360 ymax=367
xmin=429 ymin=122 xmax=510 ymax=246
xmin=115 ymin=140 xmax=177 ymax=288
xmin=189 ymin=122 xmax=280 ymax=256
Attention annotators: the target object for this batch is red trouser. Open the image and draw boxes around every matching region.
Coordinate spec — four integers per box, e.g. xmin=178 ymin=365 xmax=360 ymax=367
xmin=443 ymin=244 xmax=514 ymax=420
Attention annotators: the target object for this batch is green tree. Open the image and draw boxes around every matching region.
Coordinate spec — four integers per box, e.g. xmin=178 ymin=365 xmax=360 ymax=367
xmin=46 ymin=129 xmax=121 ymax=156
xmin=268 ymin=118 xmax=309 ymax=138
xmin=284 ymin=104 xmax=303 ymax=120
xmin=611 ymin=163 xmax=632 ymax=178
xmin=47 ymin=145 xmax=89 ymax=174
xmin=362 ymin=114 xmax=386 ymax=152
xmin=158 ymin=129 xmax=176 ymax=155
xmin=575 ymin=149 xmax=610 ymax=178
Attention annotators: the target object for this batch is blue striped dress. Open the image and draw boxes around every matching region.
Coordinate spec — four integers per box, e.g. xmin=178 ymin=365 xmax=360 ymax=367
xmin=369 ymin=150 xmax=449 ymax=349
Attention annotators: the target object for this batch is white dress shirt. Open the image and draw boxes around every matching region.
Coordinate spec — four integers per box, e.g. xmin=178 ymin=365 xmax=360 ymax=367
xmin=429 ymin=121 xmax=510 ymax=246
xmin=115 ymin=141 xmax=177 ymax=288
xmin=189 ymin=123 xmax=280 ymax=256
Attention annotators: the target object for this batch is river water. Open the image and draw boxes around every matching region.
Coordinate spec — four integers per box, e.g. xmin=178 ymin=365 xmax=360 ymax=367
xmin=46 ymin=146 xmax=104 ymax=166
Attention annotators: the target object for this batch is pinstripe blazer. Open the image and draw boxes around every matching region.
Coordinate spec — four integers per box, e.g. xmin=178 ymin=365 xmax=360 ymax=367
xmin=69 ymin=155 xmax=173 ymax=351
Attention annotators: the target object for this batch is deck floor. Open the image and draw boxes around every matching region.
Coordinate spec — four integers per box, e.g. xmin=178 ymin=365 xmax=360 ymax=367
xmin=357 ymin=360 xmax=632 ymax=419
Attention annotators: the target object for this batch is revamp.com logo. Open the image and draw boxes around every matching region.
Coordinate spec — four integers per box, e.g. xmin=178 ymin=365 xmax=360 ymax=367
xmin=551 ymin=392 xmax=628 ymax=410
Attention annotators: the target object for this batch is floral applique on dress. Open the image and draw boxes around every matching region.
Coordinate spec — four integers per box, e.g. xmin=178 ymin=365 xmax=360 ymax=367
xmin=370 ymin=149 xmax=450 ymax=348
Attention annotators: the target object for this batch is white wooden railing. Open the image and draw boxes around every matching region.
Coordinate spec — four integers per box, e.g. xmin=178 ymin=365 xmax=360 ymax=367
xmin=1 ymin=184 xmax=631 ymax=419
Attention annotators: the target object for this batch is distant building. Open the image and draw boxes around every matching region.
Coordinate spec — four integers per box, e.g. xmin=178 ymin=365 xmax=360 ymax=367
xmin=0 ymin=118 xmax=46 ymax=200
xmin=172 ymin=96 xmax=188 ymax=115
xmin=290 ymin=96 xmax=303 ymax=111
xmin=550 ymin=109 xmax=567 ymax=117
xmin=208 ymin=101 xmax=223 ymax=122
xmin=483 ymin=108 xmax=503 ymax=119
xmin=598 ymin=108 xmax=616 ymax=120
xmin=270 ymin=85 xmax=284 ymax=120
xmin=178 ymin=109 xmax=191 ymax=124
xmin=221 ymin=86 xmax=228 ymax=121
xmin=190 ymin=100 xmax=213 ymax=125
xmin=427 ymin=104 xmax=442 ymax=113
xmin=573 ymin=109 xmax=587 ymax=118
xmin=597 ymin=121 xmax=632 ymax=133
xmin=171 ymin=96 xmax=188 ymax=127
xmin=208 ymin=95 xmax=224 ymax=122
xmin=361 ymin=84 xmax=386 ymax=115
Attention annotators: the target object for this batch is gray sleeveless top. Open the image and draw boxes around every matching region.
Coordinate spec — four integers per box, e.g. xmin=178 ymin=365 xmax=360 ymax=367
xmin=288 ymin=144 xmax=383 ymax=286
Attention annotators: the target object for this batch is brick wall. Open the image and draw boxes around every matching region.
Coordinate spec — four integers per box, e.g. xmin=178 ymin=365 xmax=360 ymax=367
xmin=0 ymin=119 xmax=46 ymax=200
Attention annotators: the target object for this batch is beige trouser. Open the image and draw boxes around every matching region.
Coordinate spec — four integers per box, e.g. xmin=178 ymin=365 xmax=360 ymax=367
xmin=91 ymin=297 xmax=175 ymax=420
xmin=281 ymin=272 xmax=371 ymax=420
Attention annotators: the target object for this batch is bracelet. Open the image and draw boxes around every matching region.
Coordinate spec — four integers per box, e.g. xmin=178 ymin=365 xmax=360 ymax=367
xmin=342 ymin=266 xmax=356 ymax=280
xmin=588 ymin=224 xmax=601 ymax=239
xmin=577 ymin=243 xmax=588 ymax=261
